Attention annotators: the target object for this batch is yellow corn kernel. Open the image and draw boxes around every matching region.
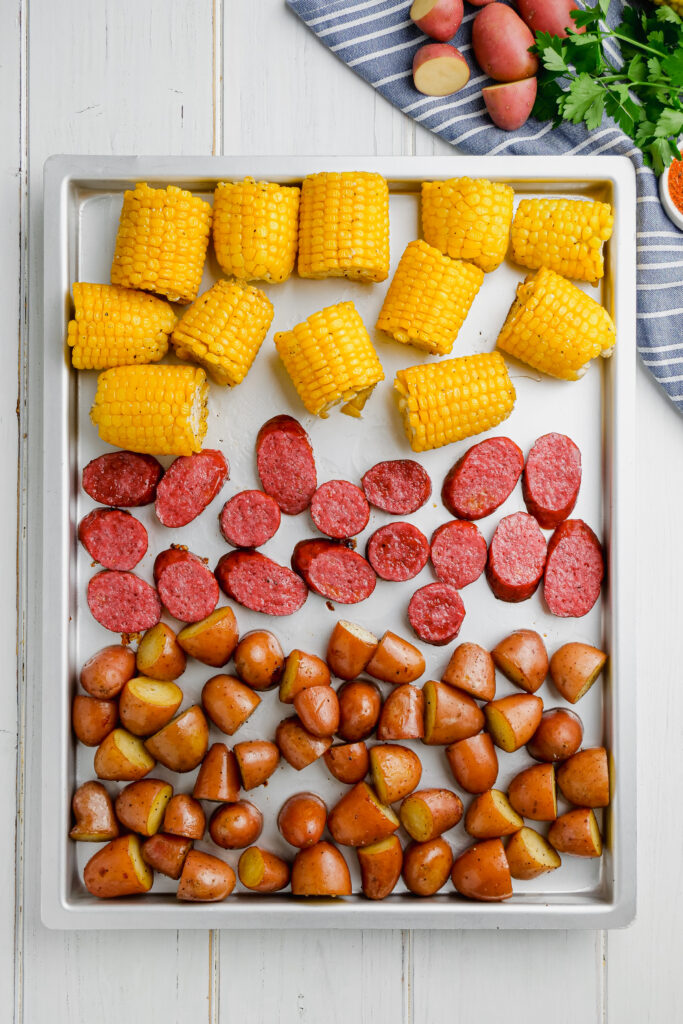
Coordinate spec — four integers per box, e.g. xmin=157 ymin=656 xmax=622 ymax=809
xmin=66 ymin=282 xmax=176 ymax=370
xmin=376 ymin=239 xmax=484 ymax=355
xmin=511 ymin=198 xmax=614 ymax=284
xmin=90 ymin=364 xmax=209 ymax=456
xmin=212 ymin=178 xmax=300 ymax=283
xmin=394 ymin=353 xmax=516 ymax=452
xmin=298 ymin=171 xmax=390 ymax=282
xmin=496 ymin=266 xmax=616 ymax=381
xmin=274 ymin=300 xmax=384 ymax=418
xmin=171 ymin=280 xmax=273 ymax=387
xmin=421 ymin=177 xmax=514 ymax=273
xmin=111 ymin=182 xmax=212 ymax=304
xmin=654 ymin=0 xmax=683 ymax=13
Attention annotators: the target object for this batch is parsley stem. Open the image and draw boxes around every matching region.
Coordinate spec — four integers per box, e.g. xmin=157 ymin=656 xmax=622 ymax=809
xmin=608 ymin=31 xmax=668 ymax=59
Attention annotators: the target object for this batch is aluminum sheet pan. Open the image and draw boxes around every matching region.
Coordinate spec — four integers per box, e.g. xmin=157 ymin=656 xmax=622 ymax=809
xmin=39 ymin=156 xmax=636 ymax=929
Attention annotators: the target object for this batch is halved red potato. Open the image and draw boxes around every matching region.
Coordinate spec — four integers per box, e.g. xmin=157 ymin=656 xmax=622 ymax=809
xmin=202 ymin=674 xmax=261 ymax=735
xmin=483 ymin=78 xmax=537 ymax=131
xmin=192 ymin=743 xmax=241 ymax=803
xmin=423 ymin=680 xmax=484 ymax=745
xmin=326 ymin=620 xmax=378 ymax=680
xmin=144 ymin=705 xmax=209 ymax=772
xmin=177 ymin=606 xmax=239 ymax=667
xmin=377 ymin=683 xmax=425 ymax=741
xmin=506 ymin=827 xmax=561 ymax=879
xmin=275 ymin=716 xmax=332 ymax=770
xmin=141 ymin=833 xmax=192 ymax=879
xmin=72 ymin=695 xmax=118 ymax=747
xmin=80 ymin=644 xmax=136 ymax=699
xmin=400 ymin=788 xmax=463 ymax=842
xmin=327 ymin=782 xmax=400 ymax=847
xmin=370 ymin=744 xmax=422 ymax=804
xmin=445 ymin=733 xmax=498 ymax=793
xmin=234 ymin=630 xmax=285 ymax=690
xmin=527 ymin=708 xmax=583 ymax=762
xmin=293 ymin=685 xmax=340 ymax=737
xmin=234 ymin=740 xmax=280 ymax=790
xmin=114 ymin=778 xmax=173 ymax=837
xmin=83 ymin=834 xmax=153 ymax=898
xmin=491 ymin=630 xmax=549 ymax=694
xmin=291 ymin=842 xmax=352 ymax=896
xmin=238 ymin=847 xmax=290 ymax=893
xmin=163 ymin=794 xmax=206 ymax=839
xmin=357 ymin=835 xmax=403 ymax=900
xmin=94 ymin=728 xmax=155 ymax=781
xmin=464 ymin=789 xmax=523 ymax=838
xmin=413 ymin=43 xmax=470 ymax=96
xmin=279 ymin=649 xmax=331 ymax=703
xmin=119 ymin=678 xmax=183 ymax=737
xmin=548 ymin=808 xmax=602 ymax=857
xmin=549 ymin=643 xmax=607 ymax=703
xmin=410 ymin=0 xmax=463 ymax=41
xmin=337 ymin=680 xmax=382 ymax=742
xmin=366 ymin=631 xmax=426 ymax=685
xmin=451 ymin=838 xmax=513 ymax=901
xmin=209 ymin=801 xmax=263 ymax=850
xmin=70 ymin=781 xmax=120 ymax=842
xmin=177 ymin=850 xmax=236 ymax=901
xmin=556 ymin=747 xmax=609 ymax=807
xmin=324 ymin=742 xmax=370 ymax=785
xmin=507 ymin=763 xmax=557 ymax=820
xmin=278 ymin=792 xmax=327 ymax=848
xmin=484 ymin=693 xmax=543 ymax=752
xmin=403 ymin=837 xmax=453 ymax=896
xmin=135 ymin=623 xmax=186 ymax=681
xmin=441 ymin=643 xmax=495 ymax=702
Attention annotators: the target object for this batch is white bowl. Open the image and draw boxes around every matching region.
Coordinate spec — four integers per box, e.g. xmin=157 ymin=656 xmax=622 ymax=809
xmin=659 ymin=162 xmax=683 ymax=231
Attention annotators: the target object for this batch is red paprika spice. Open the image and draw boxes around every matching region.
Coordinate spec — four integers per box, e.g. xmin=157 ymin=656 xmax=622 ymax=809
xmin=668 ymin=158 xmax=683 ymax=216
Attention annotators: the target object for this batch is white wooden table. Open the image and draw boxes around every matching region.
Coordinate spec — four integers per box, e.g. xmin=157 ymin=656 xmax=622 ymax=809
xmin=3 ymin=1 xmax=680 ymax=1020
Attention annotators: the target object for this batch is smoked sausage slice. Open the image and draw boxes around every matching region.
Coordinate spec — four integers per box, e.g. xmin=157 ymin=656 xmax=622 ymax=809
xmin=82 ymin=451 xmax=163 ymax=507
xmin=256 ymin=415 xmax=317 ymax=515
xmin=523 ymin=432 xmax=582 ymax=529
xmin=154 ymin=548 xmax=219 ymax=623
xmin=361 ymin=459 xmax=431 ymax=515
xmin=486 ymin=512 xmax=547 ymax=603
xmin=87 ymin=571 xmax=161 ymax=634
xmin=543 ymin=519 xmax=604 ymax=618
xmin=442 ymin=437 xmax=524 ymax=521
xmin=310 ymin=480 xmax=370 ymax=539
xmin=216 ymin=550 xmax=308 ymax=616
xmin=366 ymin=523 xmax=430 ymax=582
xmin=408 ymin=583 xmax=465 ymax=646
xmin=430 ymin=521 xmax=487 ymax=589
xmin=219 ymin=490 xmax=281 ymax=548
xmin=79 ymin=508 xmax=148 ymax=571
xmin=155 ymin=449 xmax=228 ymax=528
xmin=292 ymin=539 xmax=376 ymax=605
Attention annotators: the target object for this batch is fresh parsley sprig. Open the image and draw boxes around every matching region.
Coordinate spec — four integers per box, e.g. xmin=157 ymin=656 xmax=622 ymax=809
xmin=531 ymin=0 xmax=683 ymax=173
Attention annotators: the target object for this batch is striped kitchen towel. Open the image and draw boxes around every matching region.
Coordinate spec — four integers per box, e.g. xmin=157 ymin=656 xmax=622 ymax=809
xmin=287 ymin=0 xmax=683 ymax=412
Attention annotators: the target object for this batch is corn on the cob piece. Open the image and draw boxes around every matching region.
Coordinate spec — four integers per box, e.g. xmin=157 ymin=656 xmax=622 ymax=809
xmin=111 ymin=183 xmax=212 ymax=304
xmin=395 ymin=353 xmax=515 ymax=453
xmin=274 ymin=301 xmax=384 ymax=418
xmin=421 ymin=177 xmax=514 ymax=273
xmin=90 ymin=364 xmax=209 ymax=456
xmin=212 ymin=178 xmax=300 ymax=283
xmin=66 ymin=282 xmax=176 ymax=370
xmin=376 ymin=239 xmax=484 ymax=355
xmin=510 ymin=198 xmax=613 ymax=284
xmin=496 ymin=266 xmax=616 ymax=381
xmin=171 ymin=280 xmax=273 ymax=387
xmin=298 ymin=172 xmax=390 ymax=282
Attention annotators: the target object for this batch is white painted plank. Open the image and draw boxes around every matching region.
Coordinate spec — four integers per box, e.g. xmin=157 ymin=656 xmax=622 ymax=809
xmin=606 ymin=365 xmax=683 ymax=1024
xmin=0 ymin=1 xmax=21 ymax=1020
xmin=20 ymin=1 xmax=217 ymax=1021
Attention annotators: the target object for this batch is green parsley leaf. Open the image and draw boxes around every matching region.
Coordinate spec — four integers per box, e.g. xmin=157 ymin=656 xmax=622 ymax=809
xmin=628 ymin=55 xmax=647 ymax=82
xmin=563 ymin=73 xmax=605 ymax=124
xmin=655 ymin=108 xmax=683 ymax=139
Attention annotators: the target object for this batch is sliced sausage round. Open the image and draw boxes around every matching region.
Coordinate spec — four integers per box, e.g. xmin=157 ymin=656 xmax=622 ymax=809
xmin=408 ymin=583 xmax=466 ymax=646
xmin=154 ymin=548 xmax=219 ymax=622
xmin=256 ymin=415 xmax=317 ymax=515
xmin=523 ymin=433 xmax=582 ymax=529
xmin=361 ymin=459 xmax=432 ymax=515
xmin=219 ymin=490 xmax=281 ymax=548
xmin=442 ymin=437 xmax=524 ymax=521
xmin=78 ymin=508 xmax=148 ymax=571
xmin=544 ymin=519 xmax=604 ymax=618
xmin=430 ymin=520 xmax=487 ymax=589
xmin=292 ymin=539 xmax=376 ymax=605
xmin=486 ymin=511 xmax=547 ymax=603
xmin=82 ymin=451 xmax=163 ymax=507
xmin=87 ymin=571 xmax=161 ymax=634
xmin=310 ymin=480 xmax=370 ymax=539
xmin=366 ymin=523 xmax=430 ymax=582
xmin=216 ymin=550 xmax=308 ymax=616
xmin=155 ymin=449 xmax=229 ymax=528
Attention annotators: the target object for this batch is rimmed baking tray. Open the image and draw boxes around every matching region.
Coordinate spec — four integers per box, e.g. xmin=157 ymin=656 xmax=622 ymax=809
xmin=39 ymin=155 xmax=636 ymax=929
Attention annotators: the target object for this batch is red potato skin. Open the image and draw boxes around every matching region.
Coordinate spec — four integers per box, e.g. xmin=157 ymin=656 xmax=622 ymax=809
xmin=192 ymin=743 xmax=241 ymax=803
xmin=483 ymin=78 xmax=537 ymax=132
xmin=517 ymin=0 xmax=583 ymax=38
xmin=413 ymin=43 xmax=471 ymax=97
xmin=234 ymin=740 xmax=280 ymax=790
xmin=370 ymin=743 xmax=423 ymax=804
xmin=327 ymin=782 xmax=399 ymax=847
xmin=72 ymin=695 xmax=118 ymax=747
xmin=365 ymin=631 xmax=426 ymax=685
xmin=202 ymin=674 xmax=261 ymax=736
xmin=114 ymin=778 xmax=173 ymax=836
xmin=238 ymin=847 xmax=291 ymax=893
xmin=141 ymin=833 xmax=192 ymax=879
xmin=83 ymin=835 xmax=152 ymax=898
xmin=400 ymin=788 xmax=464 ymax=842
xmin=276 ymin=716 xmax=332 ymax=770
xmin=507 ymin=763 xmax=557 ymax=821
xmin=441 ymin=643 xmax=496 ymax=702
xmin=209 ymin=801 xmax=264 ymax=850
xmin=337 ymin=680 xmax=382 ymax=742
xmin=279 ymin=649 xmax=331 ymax=703
xmin=291 ymin=842 xmax=352 ymax=896
xmin=548 ymin=808 xmax=602 ymax=857
xmin=144 ymin=705 xmax=210 ymax=773
xmin=451 ymin=838 xmax=513 ymax=901
xmin=80 ymin=644 xmax=136 ymax=699
xmin=484 ymin=693 xmax=544 ymax=752
xmin=234 ymin=631 xmax=285 ymax=691
xmin=326 ymin=621 xmax=378 ymax=680
xmin=70 ymin=781 xmax=120 ymax=842
xmin=527 ymin=708 xmax=584 ymax=762
xmin=177 ymin=850 xmax=236 ymax=901
xmin=163 ymin=794 xmax=206 ymax=839
xmin=423 ymin=680 xmax=485 ymax=745
xmin=377 ymin=684 xmax=425 ymax=741
xmin=293 ymin=686 xmax=340 ymax=738
xmin=403 ymin=837 xmax=454 ymax=896
xmin=357 ymin=836 xmax=403 ymax=900
xmin=410 ymin=0 xmax=464 ymax=42
xmin=278 ymin=792 xmax=328 ymax=848
xmin=446 ymin=733 xmax=499 ymax=794
xmin=324 ymin=742 xmax=370 ymax=785
xmin=556 ymin=747 xmax=609 ymax=807
xmin=472 ymin=4 xmax=538 ymax=82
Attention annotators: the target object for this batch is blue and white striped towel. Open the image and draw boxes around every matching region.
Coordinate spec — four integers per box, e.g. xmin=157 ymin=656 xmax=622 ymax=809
xmin=287 ymin=0 xmax=683 ymax=412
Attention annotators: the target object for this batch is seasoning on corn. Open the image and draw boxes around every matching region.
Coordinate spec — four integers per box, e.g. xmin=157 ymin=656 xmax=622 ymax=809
xmin=510 ymin=198 xmax=614 ymax=284
xmin=394 ymin=352 xmax=516 ymax=453
xmin=212 ymin=178 xmax=300 ymax=283
xmin=376 ymin=239 xmax=484 ymax=355
xmin=171 ymin=279 xmax=273 ymax=387
xmin=298 ymin=171 xmax=390 ymax=282
xmin=274 ymin=301 xmax=385 ymax=418
xmin=66 ymin=282 xmax=177 ymax=370
xmin=111 ymin=183 xmax=212 ymax=304
xmin=496 ymin=266 xmax=616 ymax=381
xmin=90 ymin=364 xmax=209 ymax=456
xmin=421 ymin=177 xmax=514 ymax=273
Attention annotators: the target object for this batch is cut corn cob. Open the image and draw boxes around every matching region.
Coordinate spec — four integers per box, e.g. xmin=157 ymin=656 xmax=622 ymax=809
xmin=376 ymin=239 xmax=484 ymax=355
xmin=90 ymin=364 xmax=209 ymax=456
xmin=511 ymin=198 xmax=613 ymax=284
xmin=212 ymin=178 xmax=300 ymax=283
xmin=67 ymin=283 xmax=176 ymax=370
xmin=171 ymin=279 xmax=273 ymax=386
xmin=496 ymin=266 xmax=616 ymax=381
xmin=421 ymin=177 xmax=514 ymax=273
xmin=395 ymin=353 xmax=516 ymax=453
xmin=298 ymin=172 xmax=390 ymax=282
xmin=274 ymin=301 xmax=384 ymax=418
xmin=111 ymin=183 xmax=212 ymax=304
